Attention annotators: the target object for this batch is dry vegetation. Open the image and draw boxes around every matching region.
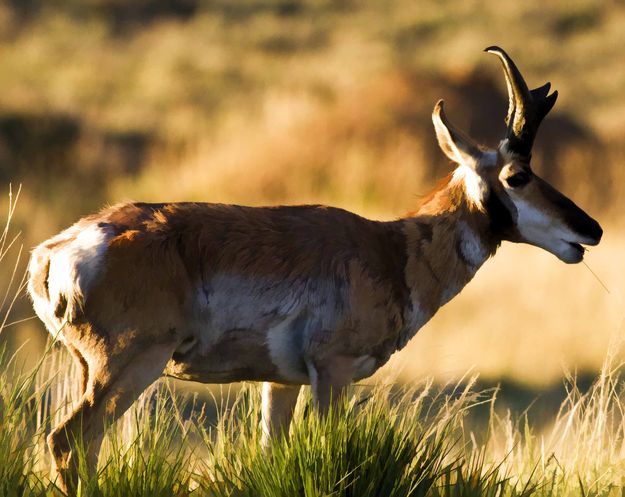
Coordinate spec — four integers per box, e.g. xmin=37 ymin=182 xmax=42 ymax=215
xmin=0 ymin=0 xmax=625 ymax=410
xmin=0 ymin=1 xmax=624 ymax=494
xmin=0 ymin=0 xmax=621 ymax=386
xmin=4 ymin=337 xmax=625 ymax=496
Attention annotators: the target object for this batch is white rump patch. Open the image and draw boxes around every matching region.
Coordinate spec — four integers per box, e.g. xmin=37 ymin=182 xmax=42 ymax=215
xmin=47 ymin=223 xmax=111 ymax=322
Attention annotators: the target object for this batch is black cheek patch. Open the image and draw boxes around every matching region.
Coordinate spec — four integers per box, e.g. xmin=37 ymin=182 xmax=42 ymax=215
xmin=484 ymin=189 xmax=516 ymax=239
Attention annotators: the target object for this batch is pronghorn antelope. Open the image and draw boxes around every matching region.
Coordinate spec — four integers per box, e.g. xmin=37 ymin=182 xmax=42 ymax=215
xmin=28 ymin=46 xmax=601 ymax=493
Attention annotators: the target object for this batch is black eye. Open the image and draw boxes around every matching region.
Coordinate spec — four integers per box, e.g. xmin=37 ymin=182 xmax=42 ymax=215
xmin=505 ymin=171 xmax=531 ymax=188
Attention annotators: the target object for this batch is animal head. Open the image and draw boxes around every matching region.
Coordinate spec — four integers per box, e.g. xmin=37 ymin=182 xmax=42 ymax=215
xmin=432 ymin=46 xmax=602 ymax=263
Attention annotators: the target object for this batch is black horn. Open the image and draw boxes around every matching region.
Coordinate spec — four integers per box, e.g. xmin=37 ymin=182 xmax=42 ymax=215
xmin=485 ymin=46 xmax=558 ymax=158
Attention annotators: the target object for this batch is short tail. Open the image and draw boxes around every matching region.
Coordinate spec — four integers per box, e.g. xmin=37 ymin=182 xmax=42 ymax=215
xmin=28 ymin=244 xmax=50 ymax=304
xmin=27 ymin=243 xmax=69 ymax=338
xmin=28 ymin=222 xmax=111 ymax=338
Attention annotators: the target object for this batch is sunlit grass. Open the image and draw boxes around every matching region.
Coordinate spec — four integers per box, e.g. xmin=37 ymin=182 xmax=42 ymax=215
xmin=4 ymin=345 xmax=625 ymax=496
xmin=0 ymin=2 xmax=623 ymax=491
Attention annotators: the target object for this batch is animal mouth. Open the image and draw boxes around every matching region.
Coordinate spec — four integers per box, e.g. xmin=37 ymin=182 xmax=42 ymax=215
xmin=557 ymin=239 xmax=590 ymax=263
xmin=565 ymin=241 xmax=585 ymax=255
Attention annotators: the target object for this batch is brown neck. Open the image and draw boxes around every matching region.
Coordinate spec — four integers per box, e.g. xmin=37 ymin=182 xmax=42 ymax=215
xmin=395 ymin=171 xmax=500 ymax=348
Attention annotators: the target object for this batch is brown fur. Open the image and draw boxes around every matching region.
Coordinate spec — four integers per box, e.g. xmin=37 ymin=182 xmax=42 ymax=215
xmin=26 ymin=48 xmax=604 ymax=492
xmin=27 ymin=175 xmax=504 ymax=493
xmin=28 ymin=154 xmax=605 ymax=494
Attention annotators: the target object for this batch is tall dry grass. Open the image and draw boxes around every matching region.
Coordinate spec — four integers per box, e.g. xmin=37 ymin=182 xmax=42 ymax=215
xmin=4 ymin=341 xmax=625 ymax=496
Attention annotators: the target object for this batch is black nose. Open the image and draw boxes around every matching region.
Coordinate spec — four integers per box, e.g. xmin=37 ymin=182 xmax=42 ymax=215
xmin=564 ymin=202 xmax=602 ymax=245
xmin=578 ymin=215 xmax=603 ymax=245
xmin=589 ymin=218 xmax=603 ymax=243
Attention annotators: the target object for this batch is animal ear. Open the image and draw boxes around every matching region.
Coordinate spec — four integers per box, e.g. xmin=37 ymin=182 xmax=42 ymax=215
xmin=432 ymin=100 xmax=483 ymax=168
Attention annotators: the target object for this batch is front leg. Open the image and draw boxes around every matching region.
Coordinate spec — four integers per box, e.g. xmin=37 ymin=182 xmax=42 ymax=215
xmin=307 ymin=356 xmax=356 ymax=415
xmin=261 ymin=382 xmax=301 ymax=446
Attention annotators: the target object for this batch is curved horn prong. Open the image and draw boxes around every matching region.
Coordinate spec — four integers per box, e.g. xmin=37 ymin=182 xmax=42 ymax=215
xmin=485 ymin=46 xmax=558 ymax=158
xmin=536 ymin=89 xmax=558 ymax=119
xmin=485 ymin=46 xmax=531 ymax=129
xmin=531 ymin=82 xmax=552 ymax=100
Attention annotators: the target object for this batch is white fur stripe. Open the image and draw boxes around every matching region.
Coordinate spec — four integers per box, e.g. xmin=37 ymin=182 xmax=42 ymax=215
xmin=458 ymin=220 xmax=489 ymax=268
xmin=46 ymin=223 xmax=111 ymax=323
xmin=452 ymin=165 xmax=487 ymax=210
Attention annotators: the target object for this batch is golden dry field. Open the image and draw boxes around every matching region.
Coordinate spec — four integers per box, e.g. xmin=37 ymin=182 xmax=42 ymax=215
xmin=2 ymin=2 xmax=625 ymax=495
xmin=2 ymin=0 xmax=623 ymax=389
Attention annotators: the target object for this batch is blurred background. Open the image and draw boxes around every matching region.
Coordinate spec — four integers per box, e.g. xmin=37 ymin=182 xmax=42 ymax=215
xmin=0 ymin=0 xmax=623 ymax=397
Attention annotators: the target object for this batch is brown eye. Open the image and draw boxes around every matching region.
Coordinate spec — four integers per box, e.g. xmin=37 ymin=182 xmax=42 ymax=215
xmin=506 ymin=171 xmax=531 ymax=188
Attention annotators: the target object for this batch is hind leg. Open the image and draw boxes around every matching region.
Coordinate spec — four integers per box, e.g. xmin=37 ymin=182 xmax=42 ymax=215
xmin=65 ymin=343 xmax=89 ymax=397
xmin=48 ymin=341 xmax=176 ymax=494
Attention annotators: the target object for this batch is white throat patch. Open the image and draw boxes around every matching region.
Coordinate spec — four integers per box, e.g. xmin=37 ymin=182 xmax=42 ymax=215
xmin=457 ymin=220 xmax=489 ymax=269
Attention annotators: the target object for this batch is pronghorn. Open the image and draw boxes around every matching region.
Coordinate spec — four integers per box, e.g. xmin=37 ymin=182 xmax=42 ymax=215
xmin=28 ymin=46 xmax=601 ymax=493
